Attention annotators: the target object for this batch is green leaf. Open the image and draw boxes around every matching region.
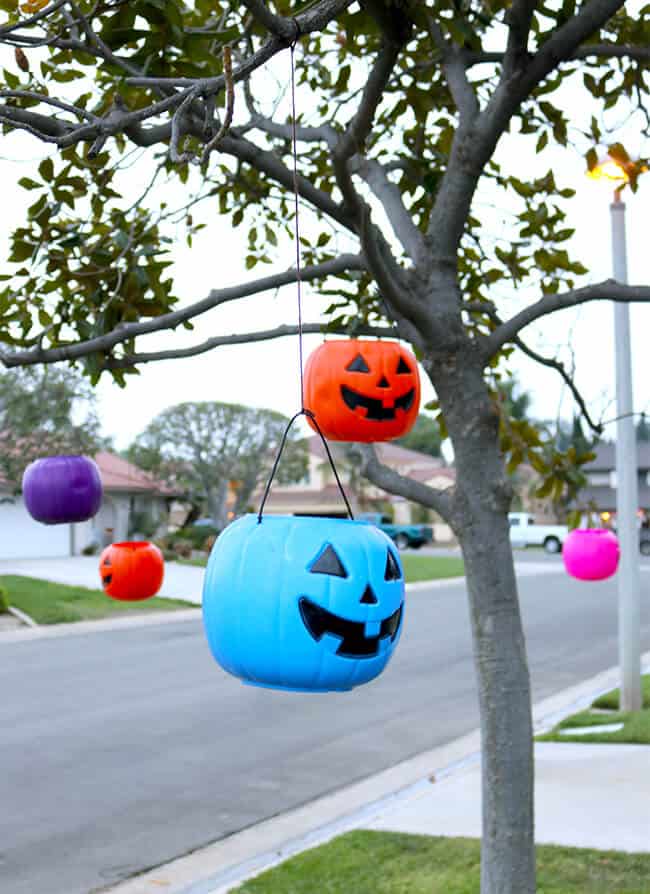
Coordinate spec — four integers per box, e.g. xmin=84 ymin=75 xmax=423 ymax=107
xmin=39 ymin=158 xmax=54 ymax=182
xmin=18 ymin=177 xmax=40 ymax=190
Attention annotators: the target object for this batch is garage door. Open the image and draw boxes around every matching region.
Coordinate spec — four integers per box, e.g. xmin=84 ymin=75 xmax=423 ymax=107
xmin=0 ymin=498 xmax=71 ymax=559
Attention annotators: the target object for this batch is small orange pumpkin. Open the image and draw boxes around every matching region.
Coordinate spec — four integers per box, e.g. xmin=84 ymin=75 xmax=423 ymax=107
xmin=99 ymin=541 xmax=164 ymax=602
xmin=304 ymin=340 xmax=420 ymax=442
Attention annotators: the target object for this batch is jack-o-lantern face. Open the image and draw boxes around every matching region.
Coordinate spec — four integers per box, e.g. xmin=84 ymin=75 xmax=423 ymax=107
xmin=202 ymin=515 xmax=405 ymax=692
xmin=304 ymin=340 xmax=420 ymax=442
xmin=99 ymin=541 xmax=164 ymax=601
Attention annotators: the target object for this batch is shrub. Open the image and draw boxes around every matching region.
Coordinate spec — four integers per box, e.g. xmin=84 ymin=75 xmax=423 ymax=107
xmin=0 ymin=585 xmax=9 ymax=614
xmin=173 ymin=539 xmax=193 ymax=559
xmin=81 ymin=542 xmax=99 ymax=556
xmin=175 ymin=525 xmax=221 ymax=550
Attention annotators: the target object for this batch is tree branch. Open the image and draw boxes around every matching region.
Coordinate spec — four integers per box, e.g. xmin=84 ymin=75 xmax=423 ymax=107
xmin=483 ymin=280 xmax=650 ymax=359
xmin=248 ymin=113 xmax=337 ymax=147
xmin=336 ymin=38 xmax=400 ymax=162
xmin=330 ymin=37 xmax=429 ymax=340
xmin=425 ymin=15 xmax=479 ymax=122
xmin=503 ymin=0 xmax=537 ymax=78
xmin=352 ymin=157 xmax=425 ymax=264
xmin=240 ymin=0 xmax=297 ymax=42
xmin=512 ymin=335 xmax=603 ymax=436
xmin=489 ymin=0 xmax=627 ymax=126
xmin=0 ymin=0 xmax=67 ymax=35
xmin=0 ymin=254 xmax=365 ymax=368
xmin=350 ymin=443 xmax=453 ymax=522
xmin=219 ymin=131 xmax=356 ymax=232
xmin=103 ymin=323 xmax=395 ymax=369
xmin=426 ymin=0 xmax=627 ymax=265
xmin=465 ymin=43 xmax=650 ymax=67
xmin=2 ymin=1 xmax=354 ymax=151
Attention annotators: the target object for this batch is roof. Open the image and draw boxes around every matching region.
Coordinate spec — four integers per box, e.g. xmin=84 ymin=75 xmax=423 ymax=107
xmin=308 ymin=435 xmax=448 ymax=472
xmin=584 ymin=441 xmax=650 ymax=471
xmin=94 ymin=452 xmax=179 ymax=496
xmin=0 ymin=451 xmax=180 ymax=497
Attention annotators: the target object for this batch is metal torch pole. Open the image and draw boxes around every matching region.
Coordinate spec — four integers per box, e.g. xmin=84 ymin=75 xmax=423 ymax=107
xmin=611 ymin=192 xmax=642 ymax=711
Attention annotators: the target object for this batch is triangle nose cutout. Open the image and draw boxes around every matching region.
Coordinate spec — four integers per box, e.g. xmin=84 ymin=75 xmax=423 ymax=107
xmin=377 ymin=376 xmax=390 ymax=388
xmin=360 ymin=585 xmax=378 ymax=604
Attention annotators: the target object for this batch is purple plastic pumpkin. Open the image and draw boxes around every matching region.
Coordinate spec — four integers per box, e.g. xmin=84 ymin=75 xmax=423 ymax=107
xmin=562 ymin=528 xmax=620 ymax=581
xmin=22 ymin=455 xmax=103 ymax=525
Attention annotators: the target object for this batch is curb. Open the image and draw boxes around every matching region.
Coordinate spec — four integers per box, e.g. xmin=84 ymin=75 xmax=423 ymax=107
xmin=102 ymin=650 xmax=650 ymax=894
xmin=0 ymin=566 xmax=564 ymax=639
xmin=0 ymin=608 xmax=202 ymax=642
xmin=7 ymin=605 xmax=38 ymax=627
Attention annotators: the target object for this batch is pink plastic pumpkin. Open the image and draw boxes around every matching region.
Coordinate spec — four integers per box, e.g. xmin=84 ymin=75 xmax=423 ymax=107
xmin=562 ymin=528 xmax=620 ymax=581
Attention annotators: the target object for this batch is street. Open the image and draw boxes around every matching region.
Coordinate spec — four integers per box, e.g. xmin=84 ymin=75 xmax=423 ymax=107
xmin=1 ymin=558 xmax=649 ymax=894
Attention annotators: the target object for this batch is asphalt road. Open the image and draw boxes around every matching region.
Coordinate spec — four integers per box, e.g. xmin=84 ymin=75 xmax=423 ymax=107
xmin=2 ymin=561 xmax=649 ymax=894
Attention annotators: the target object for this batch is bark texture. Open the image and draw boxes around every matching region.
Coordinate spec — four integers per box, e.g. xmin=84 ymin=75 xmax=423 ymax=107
xmin=427 ymin=349 xmax=535 ymax=894
xmin=207 ymin=480 xmax=229 ymax=531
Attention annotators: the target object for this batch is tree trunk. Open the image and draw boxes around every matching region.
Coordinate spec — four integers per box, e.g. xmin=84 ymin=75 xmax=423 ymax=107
xmin=206 ymin=479 xmax=229 ymax=531
xmin=432 ymin=356 xmax=536 ymax=894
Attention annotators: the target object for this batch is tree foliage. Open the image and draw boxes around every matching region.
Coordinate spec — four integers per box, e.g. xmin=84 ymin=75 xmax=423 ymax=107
xmin=129 ymin=401 xmax=308 ymax=527
xmin=395 ymin=413 xmax=443 ymax=458
xmin=0 ymin=365 xmax=104 ymax=490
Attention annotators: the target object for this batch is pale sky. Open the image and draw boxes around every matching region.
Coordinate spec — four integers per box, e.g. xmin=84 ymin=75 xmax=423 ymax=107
xmin=0 ymin=36 xmax=648 ymax=452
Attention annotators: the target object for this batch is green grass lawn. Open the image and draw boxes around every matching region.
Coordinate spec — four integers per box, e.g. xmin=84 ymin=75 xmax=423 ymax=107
xmin=401 ymin=554 xmax=465 ymax=582
xmin=0 ymin=575 xmax=197 ymax=625
xmin=592 ymin=675 xmax=650 ymax=710
xmin=234 ymin=831 xmax=650 ymax=893
xmin=178 ymin=553 xmax=466 ymax=582
xmin=538 ymin=674 xmax=650 ymax=745
xmin=177 ymin=556 xmax=209 ymax=568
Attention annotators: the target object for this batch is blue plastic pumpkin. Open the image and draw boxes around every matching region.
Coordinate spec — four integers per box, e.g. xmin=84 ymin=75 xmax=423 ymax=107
xmin=202 ymin=514 xmax=405 ymax=692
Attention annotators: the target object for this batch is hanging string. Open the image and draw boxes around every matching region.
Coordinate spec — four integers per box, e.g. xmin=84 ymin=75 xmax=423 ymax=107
xmin=257 ymin=410 xmax=354 ymax=522
xmin=289 ymin=39 xmax=305 ymax=410
xmin=256 ymin=30 xmax=354 ymax=524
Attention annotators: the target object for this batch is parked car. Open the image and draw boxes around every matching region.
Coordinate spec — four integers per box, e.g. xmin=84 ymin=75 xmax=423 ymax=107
xmin=508 ymin=512 xmax=569 ymax=554
xmin=510 ymin=512 xmax=650 ymax=556
xmin=359 ymin=513 xmax=434 ymax=550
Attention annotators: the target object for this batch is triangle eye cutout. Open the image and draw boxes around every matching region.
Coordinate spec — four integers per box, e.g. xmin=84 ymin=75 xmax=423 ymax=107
xmin=346 ymin=353 xmax=370 ymax=373
xmin=309 ymin=544 xmax=348 ymax=578
xmin=397 ymin=357 xmax=412 ymax=374
xmin=385 ymin=551 xmax=402 ymax=581
xmin=360 ymin=585 xmax=378 ymax=604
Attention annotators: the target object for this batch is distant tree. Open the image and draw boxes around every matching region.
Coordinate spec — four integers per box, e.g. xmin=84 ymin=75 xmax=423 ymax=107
xmin=129 ymin=402 xmax=308 ymax=528
xmin=532 ymin=415 xmax=598 ymax=521
xmin=637 ymin=414 xmax=650 ymax=443
xmin=395 ymin=414 xmax=443 ymax=458
xmin=0 ymin=366 xmax=104 ymax=492
xmin=497 ymin=377 xmax=533 ymax=424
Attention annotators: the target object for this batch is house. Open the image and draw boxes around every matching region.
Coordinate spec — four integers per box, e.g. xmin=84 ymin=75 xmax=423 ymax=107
xmin=578 ymin=441 xmax=650 ymax=521
xmin=0 ymin=452 xmax=178 ymax=560
xmin=255 ymin=436 xmax=456 ymax=542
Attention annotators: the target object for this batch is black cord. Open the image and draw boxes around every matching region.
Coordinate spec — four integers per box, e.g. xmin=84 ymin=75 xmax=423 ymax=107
xmin=257 ymin=410 xmax=354 ymax=523
xmin=256 ymin=36 xmax=354 ymax=525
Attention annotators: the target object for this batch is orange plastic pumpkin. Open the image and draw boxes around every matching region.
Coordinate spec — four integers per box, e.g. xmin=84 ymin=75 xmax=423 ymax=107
xmin=304 ymin=340 xmax=420 ymax=442
xmin=99 ymin=541 xmax=164 ymax=601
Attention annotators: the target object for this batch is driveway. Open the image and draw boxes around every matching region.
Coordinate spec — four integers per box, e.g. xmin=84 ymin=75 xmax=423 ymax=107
xmin=0 ymin=556 xmax=204 ymax=604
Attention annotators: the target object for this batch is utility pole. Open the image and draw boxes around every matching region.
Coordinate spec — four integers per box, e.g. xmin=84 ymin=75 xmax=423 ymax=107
xmin=611 ymin=189 xmax=642 ymax=711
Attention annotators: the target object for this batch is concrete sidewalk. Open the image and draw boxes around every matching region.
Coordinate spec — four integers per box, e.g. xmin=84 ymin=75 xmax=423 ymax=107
xmin=105 ymin=654 xmax=650 ymax=894
xmin=0 ymin=555 xmax=204 ymax=604
xmin=0 ymin=553 xmax=562 ymax=610
xmin=366 ymin=741 xmax=650 ymax=853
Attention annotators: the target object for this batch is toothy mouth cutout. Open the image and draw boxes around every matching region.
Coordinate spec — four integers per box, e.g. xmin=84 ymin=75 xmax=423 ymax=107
xmin=340 ymin=386 xmax=416 ymax=421
xmin=298 ymin=597 xmax=403 ymax=658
